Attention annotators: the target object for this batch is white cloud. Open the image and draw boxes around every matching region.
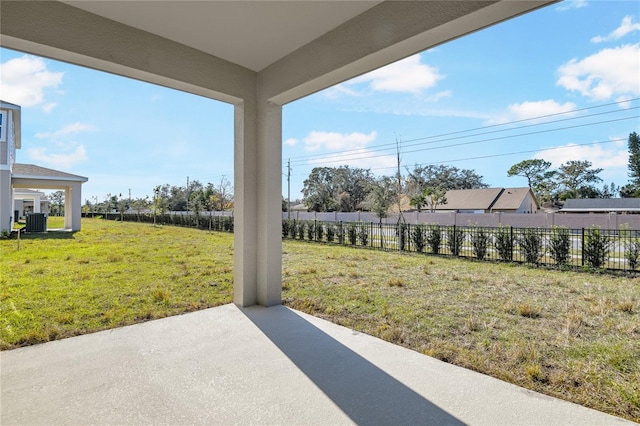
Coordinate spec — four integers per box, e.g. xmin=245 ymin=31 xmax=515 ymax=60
xmin=42 ymin=103 xmax=57 ymax=113
xmin=35 ymin=122 xmax=97 ymax=139
xmin=344 ymin=54 xmax=445 ymax=94
xmin=27 ymin=145 xmax=88 ymax=169
xmin=323 ymin=84 xmax=363 ymax=99
xmin=308 ymin=148 xmax=397 ymax=171
xmin=303 ymin=130 xmax=377 ymax=152
xmin=556 ymin=0 xmax=588 ymax=12
xmin=591 ymin=16 xmax=640 ymax=43
xmin=556 ymin=43 xmax=640 ymax=101
xmin=616 ymin=95 xmax=633 ymax=109
xmin=0 ymin=55 xmax=63 ymax=110
xmin=534 ymin=140 xmax=627 ymax=170
xmin=284 ymin=138 xmax=298 ymax=147
xmin=488 ymin=99 xmax=577 ymax=124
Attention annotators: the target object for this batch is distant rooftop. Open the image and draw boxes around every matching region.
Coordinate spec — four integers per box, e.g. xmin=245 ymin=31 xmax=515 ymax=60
xmin=12 ymin=164 xmax=88 ymax=182
xmin=0 ymin=100 xmax=21 ymax=110
xmin=561 ymin=198 xmax=640 ymax=212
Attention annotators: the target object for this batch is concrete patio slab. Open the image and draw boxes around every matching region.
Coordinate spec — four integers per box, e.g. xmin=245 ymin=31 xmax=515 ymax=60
xmin=1 ymin=304 xmax=634 ymax=425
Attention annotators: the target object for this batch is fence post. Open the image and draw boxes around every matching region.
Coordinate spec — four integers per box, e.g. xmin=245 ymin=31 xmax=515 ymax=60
xmin=451 ymin=225 xmax=460 ymax=256
xmin=581 ymin=228 xmax=585 ymax=267
xmin=510 ymin=226 xmax=514 ymax=261
xmin=370 ymin=221 xmax=373 ymax=248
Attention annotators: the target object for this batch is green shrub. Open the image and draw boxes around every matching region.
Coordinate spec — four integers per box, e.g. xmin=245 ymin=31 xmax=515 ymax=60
xmin=411 ymin=224 xmax=427 ymax=253
xmin=583 ymin=227 xmax=610 ymax=269
xmin=357 ymin=222 xmax=369 ymax=246
xmin=426 ymin=225 xmax=442 ymax=254
xmin=549 ymin=226 xmax=571 ymax=266
xmin=337 ymin=222 xmax=345 ymax=244
xmin=519 ymin=228 xmax=543 ymax=264
xmin=307 ymin=222 xmax=316 ymax=241
xmin=297 ymin=221 xmax=306 ymax=240
xmin=316 ymin=223 xmax=325 ymax=241
xmin=471 ymin=227 xmax=490 ymax=260
xmin=326 ymin=224 xmax=335 ymax=242
xmin=398 ymin=222 xmax=408 ymax=251
xmin=447 ymin=227 xmax=464 ymax=256
xmin=494 ymin=226 xmax=513 ymax=261
xmin=282 ymin=219 xmax=292 ymax=238
xmin=347 ymin=223 xmax=358 ymax=245
xmin=625 ymin=240 xmax=640 ymax=270
xmin=290 ymin=220 xmax=298 ymax=239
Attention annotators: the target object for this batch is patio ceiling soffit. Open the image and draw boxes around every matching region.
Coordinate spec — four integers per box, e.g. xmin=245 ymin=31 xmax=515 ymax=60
xmin=0 ymin=1 xmax=556 ymax=106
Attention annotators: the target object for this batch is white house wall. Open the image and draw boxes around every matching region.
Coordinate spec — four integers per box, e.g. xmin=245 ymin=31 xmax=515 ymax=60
xmin=0 ymin=169 xmax=11 ymax=231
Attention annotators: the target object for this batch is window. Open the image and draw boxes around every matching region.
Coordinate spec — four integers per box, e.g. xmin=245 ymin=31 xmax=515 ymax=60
xmin=0 ymin=111 xmax=6 ymax=142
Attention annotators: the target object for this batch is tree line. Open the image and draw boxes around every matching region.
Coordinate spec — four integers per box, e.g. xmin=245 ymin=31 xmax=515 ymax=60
xmin=82 ymin=177 xmax=233 ymax=215
xmin=79 ymin=132 xmax=638 ymax=216
xmin=300 ymin=132 xmax=639 ymax=213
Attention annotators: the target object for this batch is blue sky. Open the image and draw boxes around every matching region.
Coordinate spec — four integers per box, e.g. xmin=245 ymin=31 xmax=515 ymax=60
xmin=1 ymin=0 xmax=639 ymax=204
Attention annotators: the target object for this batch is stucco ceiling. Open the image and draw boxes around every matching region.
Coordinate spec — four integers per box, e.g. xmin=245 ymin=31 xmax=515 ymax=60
xmin=62 ymin=1 xmax=383 ymax=72
xmin=1 ymin=1 xmax=558 ymax=104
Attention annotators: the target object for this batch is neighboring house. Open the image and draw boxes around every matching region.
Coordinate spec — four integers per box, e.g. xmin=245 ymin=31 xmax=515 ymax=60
xmin=13 ymin=188 xmax=50 ymax=218
xmin=0 ymin=101 xmax=88 ymax=232
xmin=560 ymin=198 xmax=640 ymax=214
xmin=434 ymin=187 xmax=539 ymax=214
xmin=290 ymin=203 xmax=309 ymax=212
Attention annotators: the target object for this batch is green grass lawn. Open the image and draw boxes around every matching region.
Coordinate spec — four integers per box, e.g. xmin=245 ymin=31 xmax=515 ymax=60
xmin=1 ymin=219 xmax=234 ymax=348
xmin=1 ymin=218 xmax=638 ymax=421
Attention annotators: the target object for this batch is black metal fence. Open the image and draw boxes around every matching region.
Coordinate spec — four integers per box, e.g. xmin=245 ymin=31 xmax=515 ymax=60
xmin=281 ymin=219 xmax=639 ymax=272
xmin=84 ymin=213 xmax=639 ymax=272
xmin=84 ymin=212 xmax=234 ymax=232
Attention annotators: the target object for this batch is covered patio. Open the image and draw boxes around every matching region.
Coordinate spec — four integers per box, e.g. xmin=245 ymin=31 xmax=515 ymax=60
xmin=11 ymin=163 xmax=88 ymax=231
xmin=1 ymin=304 xmax=629 ymax=425
xmin=3 ymin=1 xmax=628 ymax=424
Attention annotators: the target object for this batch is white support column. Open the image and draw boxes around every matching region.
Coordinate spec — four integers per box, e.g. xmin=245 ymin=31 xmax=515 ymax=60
xmin=63 ymin=184 xmax=82 ymax=231
xmin=0 ymin=170 xmax=12 ymax=232
xmin=64 ymin=187 xmax=71 ymax=230
xmin=71 ymin=183 xmax=82 ymax=231
xmin=233 ymin=99 xmax=282 ymax=307
xmin=256 ymin=101 xmax=283 ymax=306
xmin=33 ymin=194 xmax=41 ymax=213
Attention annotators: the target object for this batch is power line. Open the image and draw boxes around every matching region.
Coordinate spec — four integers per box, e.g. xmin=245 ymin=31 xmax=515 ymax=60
xmin=289 ymin=115 xmax=639 ymax=167
xmin=286 ymin=98 xmax=639 ymax=164
xmin=366 ymin=138 xmax=627 ymax=173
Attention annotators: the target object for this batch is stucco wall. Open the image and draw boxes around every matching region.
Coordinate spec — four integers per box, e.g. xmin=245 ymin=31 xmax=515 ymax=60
xmin=0 ymin=141 xmax=7 ymax=165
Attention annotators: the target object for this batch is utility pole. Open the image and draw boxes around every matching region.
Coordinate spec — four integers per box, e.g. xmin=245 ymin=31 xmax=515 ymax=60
xmin=395 ymin=134 xmax=405 ymax=223
xmin=186 ymin=176 xmax=190 ymax=214
xmin=128 ymin=188 xmax=131 ymax=201
xmin=287 ymin=159 xmax=291 ymax=220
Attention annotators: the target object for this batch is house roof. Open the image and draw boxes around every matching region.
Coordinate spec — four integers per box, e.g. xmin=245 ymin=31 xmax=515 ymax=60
xmin=434 ymin=187 xmax=537 ymax=211
xmin=492 ymin=187 xmax=539 ymax=211
xmin=0 ymin=100 xmax=21 ymax=110
xmin=13 ymin=188 xmax=45 ymax=195
xmin=439 ymin=188 xmax=504 ymax=211
xmin=561 ymin=198 xmax=640 ymax=212
xmin=12 ymin=163 xmax=88 ymax=182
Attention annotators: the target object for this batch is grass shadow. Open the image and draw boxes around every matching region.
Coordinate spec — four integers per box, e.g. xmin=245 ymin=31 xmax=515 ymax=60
xmin=16 ymin=230 xmax=77 ymax=240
